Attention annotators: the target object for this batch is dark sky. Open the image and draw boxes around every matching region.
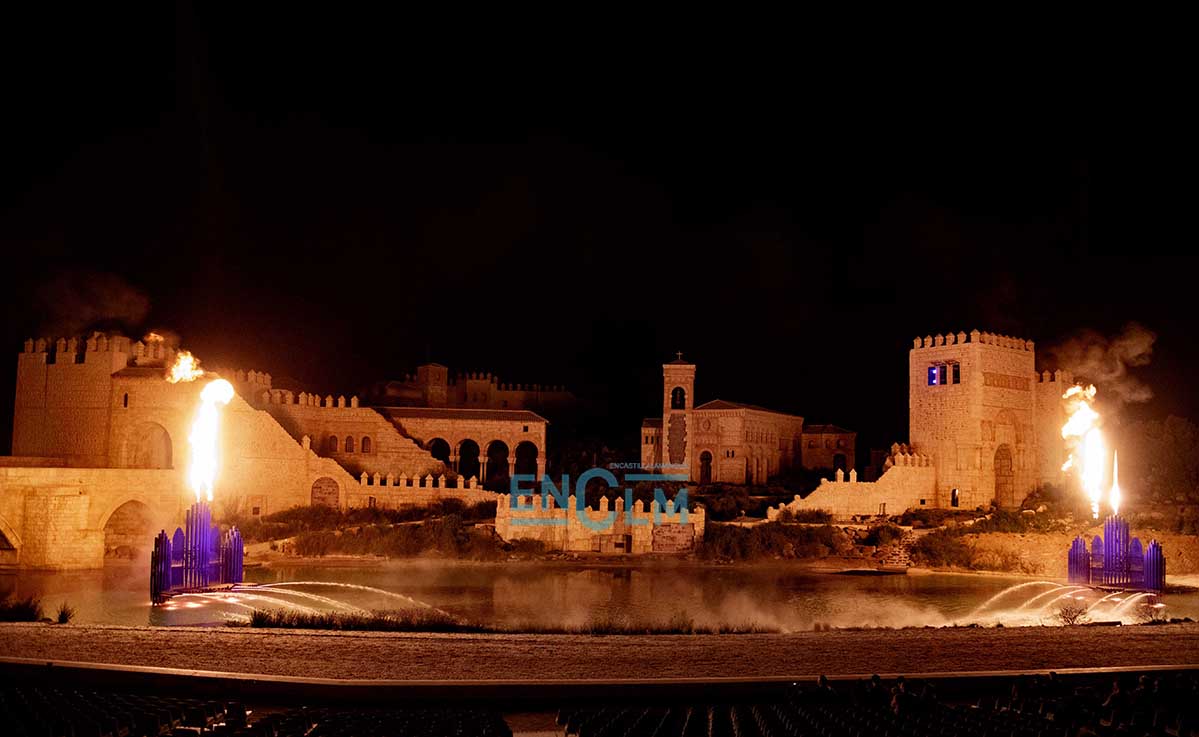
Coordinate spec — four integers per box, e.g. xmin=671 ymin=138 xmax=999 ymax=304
xmin=1 ymin=7 xmax=1193 ymax=459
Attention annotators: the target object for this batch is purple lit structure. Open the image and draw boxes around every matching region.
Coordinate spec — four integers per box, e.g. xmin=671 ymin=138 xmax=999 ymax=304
xmin=150 ymin=501 xmax=244 ymax=605
xmin=1068 ymin=515 xmax=1165 ymax=592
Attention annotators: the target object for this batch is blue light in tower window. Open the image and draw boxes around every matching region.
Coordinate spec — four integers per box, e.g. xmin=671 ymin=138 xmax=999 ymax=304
xmin=928 ymin=366 xmax=939 ymax=386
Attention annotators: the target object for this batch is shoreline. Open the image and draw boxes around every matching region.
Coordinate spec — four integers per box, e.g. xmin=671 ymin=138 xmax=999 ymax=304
xmin=250 ymin=552 xmax=1053 ymax=579
xmin=4 ymin=621 xmax=1199 ymax=681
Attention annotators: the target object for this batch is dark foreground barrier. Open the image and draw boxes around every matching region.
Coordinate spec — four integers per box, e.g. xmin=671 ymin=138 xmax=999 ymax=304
xmin=0 ymin=686 xmax=511 ymax=737
xmin=150 ymin=501 xmax=244 ymax=605
xmin=2 ymin=659 xmax=1198 ymax=737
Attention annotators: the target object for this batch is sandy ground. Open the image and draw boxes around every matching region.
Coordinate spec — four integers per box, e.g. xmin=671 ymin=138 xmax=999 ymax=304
xmin=3 ymin=622 xmax=1199 ymax=681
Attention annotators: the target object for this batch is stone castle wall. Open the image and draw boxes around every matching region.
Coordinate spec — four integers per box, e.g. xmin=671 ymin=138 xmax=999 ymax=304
xmin=908 ymin=330 xmax=1070 ymax=509
xmin=768 ymin=447 xmax=938 ymax=521
xmin=495 ymin=493 xmax=705 ymax=554
xmin=260 ymin=392 xmax=445 ymax=480
xmin=346 ymin=471 xmax=498 ymax=509
xmin=0 ymin=466 xmax=180 ymax=569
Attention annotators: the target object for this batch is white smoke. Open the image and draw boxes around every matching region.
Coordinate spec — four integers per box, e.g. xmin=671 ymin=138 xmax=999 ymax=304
xmin=1046 ymin=322 xmax=1156 ymax=404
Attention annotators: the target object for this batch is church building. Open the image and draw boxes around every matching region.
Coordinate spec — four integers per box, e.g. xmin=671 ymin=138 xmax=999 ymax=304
xmin=640 ymin=355 xmax=855 ymax=485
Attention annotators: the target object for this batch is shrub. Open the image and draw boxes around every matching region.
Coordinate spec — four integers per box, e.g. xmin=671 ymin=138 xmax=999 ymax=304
xmin=1135 ymin=602 xmax=1170 ymax=625
xmin=970 ymin=549 xmax=1040 ymax=575
xmin=55 ymin=601 xmax=76 ymax=624
xmin=1055 ymin=602 xmax=1089 ymax=626
xmin=862 ymin=524 xmax=904 ymax=548
xmin=0 ymin=595 xmax=43 ymax=622
xmin=776 ymin=508 xmax=833 ymax=524
xmin=247 ymin=608 xmax=474 ymax=633
xmin=509 ymin=538 xmax=548 ymax=555
xmin=909 ymin=530 xmax=975 ymax=568
xmin=697 ymin=522 xmax=848 ymax=561
xmin=232 ymin=500 xmax=498 ymax=544
xmin=898 ymin=508 xmax=971 ymax=529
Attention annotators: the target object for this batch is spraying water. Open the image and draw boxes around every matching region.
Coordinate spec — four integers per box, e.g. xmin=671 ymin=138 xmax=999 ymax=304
xmin=186 ymin=591 xmax=322 ymax=615
xmin=965 ymin=581 xmax=1060 ymax=618
xmin=1113 ymin=592 xmax=1154 ymax=614
xmin=1036 ymin=589 xmax=1090 ymax=614
xmin=234 ymin=586 xmax=364 ymax=612
xmin=1085 ymin=591 xmax=1125 ymax=614
xmin=263 ymin=581 xmax=453 ymax=617
xmin=1019 ymin=585 xmax=1084 ymax=610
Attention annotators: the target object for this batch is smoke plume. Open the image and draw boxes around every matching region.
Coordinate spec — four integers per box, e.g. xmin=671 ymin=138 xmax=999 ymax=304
xmin=1045 ymin=322 xmax=1156 ymax=404
xmin=34 ymin=272 xmax=151 ymax=336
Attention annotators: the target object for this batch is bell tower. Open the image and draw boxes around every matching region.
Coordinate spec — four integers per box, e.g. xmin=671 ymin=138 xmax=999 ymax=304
xmin=662 ymin=352 xmax=696 ymax=477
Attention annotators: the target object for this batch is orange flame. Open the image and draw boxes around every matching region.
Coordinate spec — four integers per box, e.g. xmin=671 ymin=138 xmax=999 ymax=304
xmin=188 ymin=378 xmax=235 ymax=503
xmin=1061 ymin=384 xmax=1105 ymax=519
xmin=1109 ymin=451 xmax=1121 ymax=517
xmin=166 ymin=351 xmax=204 ymax=384
xmin=164 ymin=348 xmax=235 ymax=502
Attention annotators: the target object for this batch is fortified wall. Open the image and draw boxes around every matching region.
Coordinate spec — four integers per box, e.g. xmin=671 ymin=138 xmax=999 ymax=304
xmin=256 ymin=390 xmax=446 ymax=480
xmin=0 ymin=335 xmax=503 ymax=569
xmin=495 ymin=494 xmax=705 ymax=554
xmin=777 ymin=330 xmax=1073 ymax=521
xmin=768 ymin=445 xmax=937 ymax=520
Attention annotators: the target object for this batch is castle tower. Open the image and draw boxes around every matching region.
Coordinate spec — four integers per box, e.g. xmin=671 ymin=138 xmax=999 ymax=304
xmin=415 ymin=363 xmax=448 ymax=407
xmin=909 ymin=331 xmax=1040 ymax=509
xmin=662 ymin=353 xmax=696 ymax=476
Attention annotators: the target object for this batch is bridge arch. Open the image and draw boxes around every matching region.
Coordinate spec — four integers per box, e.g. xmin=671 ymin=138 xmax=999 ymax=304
xmin=123 ymin=422 xmax=173 ymax=469
xmin=103 ymin=499 xmax=154 ymax=561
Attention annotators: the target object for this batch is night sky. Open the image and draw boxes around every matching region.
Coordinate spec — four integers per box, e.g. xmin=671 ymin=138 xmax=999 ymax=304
xmin=1 ymin=7 xmax=1192 ymax=460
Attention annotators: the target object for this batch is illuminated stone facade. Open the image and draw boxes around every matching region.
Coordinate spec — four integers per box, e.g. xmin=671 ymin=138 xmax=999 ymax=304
xmin=494 ymin=493 xmax=705 ymax=554
xmin=640 ymin=357 xmax=851 ymax=485
xmin=0 ymin=335 xmax=532 ymax=569
xmin=771 ymin=330 xmax=1072 ymax=521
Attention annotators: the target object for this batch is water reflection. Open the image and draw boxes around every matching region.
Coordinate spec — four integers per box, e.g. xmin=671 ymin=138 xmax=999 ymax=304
xmin=4 ymin=562 xmax=1198 ymax=630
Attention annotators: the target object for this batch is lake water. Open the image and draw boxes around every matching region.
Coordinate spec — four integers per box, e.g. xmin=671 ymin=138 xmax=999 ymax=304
xmin=5 ymin=562 xmax=1199 ymax=630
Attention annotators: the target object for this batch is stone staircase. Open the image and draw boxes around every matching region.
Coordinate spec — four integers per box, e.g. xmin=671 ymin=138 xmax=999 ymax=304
xmin=878 ymin=528 xmax=920 ymax=570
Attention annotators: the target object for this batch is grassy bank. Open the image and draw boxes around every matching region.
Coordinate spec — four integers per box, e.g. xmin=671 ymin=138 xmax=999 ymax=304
xmin=233 ymin=500 xmax=497 ymax=544
xmin=240 ymin=608 xmax=778 ymax=635
xmin=697 ymin=522 xmax=854 ymax=561
xmin=289 ymin=514 xmax=543 ymax=560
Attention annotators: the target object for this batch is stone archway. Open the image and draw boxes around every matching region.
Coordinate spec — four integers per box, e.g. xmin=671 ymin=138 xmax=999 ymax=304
xmin=670 ymin=386 xmax=687 ymax=410
xmin=994 ymin=444 xmax=1015 ymax=508
xmin=458 ymin=439 xmax=481 ymax=481
xmin=514 ymin=440 xmax=539 ymax=482
xmin=485 ymin=440 xmax=510 ymax=490
xmin=311 ymin=477 xmax=340 ymax=508
xmin=427 ymin=438 xmax=451 ymax=464
xmin=699 ymin=450 xmax=713 ymax=485
xmin=104 ymin=500 xmax=153 ymax=561
xmin=124 ymin=422 xmax=172 ymax=469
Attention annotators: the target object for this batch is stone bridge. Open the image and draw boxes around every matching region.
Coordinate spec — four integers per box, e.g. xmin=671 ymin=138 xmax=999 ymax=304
xmin=0 ymin=465 xmax=184 ymax=569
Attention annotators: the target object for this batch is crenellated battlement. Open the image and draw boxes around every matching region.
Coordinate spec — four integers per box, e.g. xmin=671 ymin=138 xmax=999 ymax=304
xmin=911 ymin=329 xmax=1034 ymax=352
xmin=1035 ymin=368 xmax=1075 ymax=384
xmin=884 ymin=442 xmax=933 ymax=469
xmin=257 ymin=390 xmax=361 ymax=408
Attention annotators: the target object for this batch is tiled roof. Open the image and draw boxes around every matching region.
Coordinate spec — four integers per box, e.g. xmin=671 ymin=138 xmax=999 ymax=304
xmin=378 ymin=407 xmax=548 ymax=423
xmin=641 ymin=418 xmax=663 ymax=428
xmin=695 ymin=399 xmax=801 ymax=419
xmin=804 ymin=423 xmax=854 ymax=435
